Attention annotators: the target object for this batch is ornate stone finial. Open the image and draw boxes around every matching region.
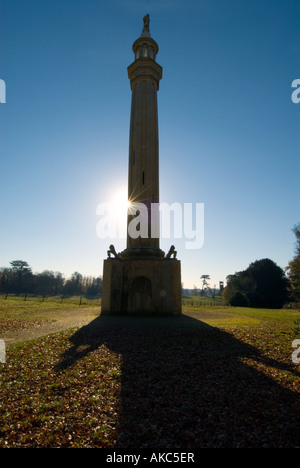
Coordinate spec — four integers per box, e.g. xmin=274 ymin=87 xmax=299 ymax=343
xmin=141 ymin=14 xmax=151 ymax=37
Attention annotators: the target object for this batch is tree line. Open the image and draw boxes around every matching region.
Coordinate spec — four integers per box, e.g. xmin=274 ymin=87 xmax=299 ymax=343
xmin=222 ymin=224 xmax=300 ymax=308
xmin=0 ymin=260 xmax=102 ymax=298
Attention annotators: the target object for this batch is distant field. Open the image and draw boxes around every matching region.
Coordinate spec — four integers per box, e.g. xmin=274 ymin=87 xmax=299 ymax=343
xmin=182 ymin=295 xmax=223 ymax=308
xmin=0 ymin=295 xmax=100 ymax=318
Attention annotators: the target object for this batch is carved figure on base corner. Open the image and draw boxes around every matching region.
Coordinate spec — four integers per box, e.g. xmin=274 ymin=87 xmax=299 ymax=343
xmin=166 ymin=245 xmax=177 ymax=259
xmin=107 ymin=244 xmax=119 ymax=259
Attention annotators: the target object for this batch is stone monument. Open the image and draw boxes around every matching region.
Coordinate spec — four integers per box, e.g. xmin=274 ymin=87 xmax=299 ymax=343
xmin=101 ymin=15 xmax=182 ymax=316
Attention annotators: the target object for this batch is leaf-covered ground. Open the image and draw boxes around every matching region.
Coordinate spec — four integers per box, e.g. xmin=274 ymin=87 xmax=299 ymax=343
xmin=0 ymin=318 xmax=48 ymax=333
xmin=0 ymin=315 xmax=299 ymax=448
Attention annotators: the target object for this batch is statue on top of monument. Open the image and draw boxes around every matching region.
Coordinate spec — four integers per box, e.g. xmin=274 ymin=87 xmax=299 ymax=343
xmin=143 ymin=14 xmax=150 ymax=33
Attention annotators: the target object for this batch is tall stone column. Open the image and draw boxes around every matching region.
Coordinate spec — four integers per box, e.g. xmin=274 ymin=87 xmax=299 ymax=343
xmin=101 ymin=16 xmax=182 ymax=316
xmin=125 ymin=15 xmax=163 ymax=255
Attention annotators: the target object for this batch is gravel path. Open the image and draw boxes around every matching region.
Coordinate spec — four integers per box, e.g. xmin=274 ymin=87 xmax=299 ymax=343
xmin=2 ymin=307 xmax=100 ymax=347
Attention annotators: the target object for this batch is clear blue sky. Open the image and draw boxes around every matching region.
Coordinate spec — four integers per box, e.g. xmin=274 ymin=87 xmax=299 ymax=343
xmin=0 ymin=0 xmax=299 ymax=289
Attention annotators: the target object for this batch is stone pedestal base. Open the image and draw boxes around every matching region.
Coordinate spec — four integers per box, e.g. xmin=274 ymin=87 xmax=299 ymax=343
xmin=101 ymin=257 xmax=182 ymax=316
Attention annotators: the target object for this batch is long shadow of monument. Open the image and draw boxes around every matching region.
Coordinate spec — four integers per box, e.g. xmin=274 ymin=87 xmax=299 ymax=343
xmin=56 ymin=314 xmax=300 ymax=448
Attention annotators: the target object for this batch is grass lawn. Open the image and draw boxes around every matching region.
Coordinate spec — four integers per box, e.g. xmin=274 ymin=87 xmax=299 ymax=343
xmin=0 ymin=294 xmax=101 ymax=317
xmin=0 ymin=296 xmax=299 ymax=448
xmin=0 ymin=295 xmax=100 ymax=333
